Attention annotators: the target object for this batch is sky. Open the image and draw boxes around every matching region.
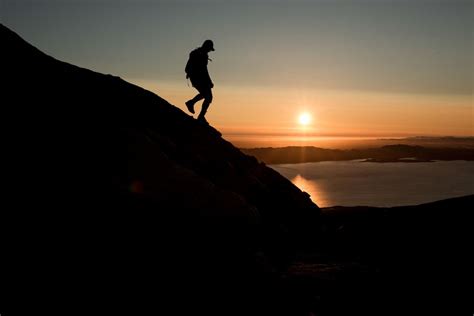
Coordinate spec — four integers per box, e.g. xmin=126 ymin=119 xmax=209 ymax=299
xmin=2 ymin=0 xmax=473 ymax=146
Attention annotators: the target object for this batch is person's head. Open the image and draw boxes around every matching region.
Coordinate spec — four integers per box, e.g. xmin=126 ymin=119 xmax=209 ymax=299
xmin=202 ymin=40 xmax=215 ymax=53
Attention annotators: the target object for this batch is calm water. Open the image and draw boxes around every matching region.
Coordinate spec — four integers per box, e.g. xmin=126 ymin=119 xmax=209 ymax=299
xmin=271 ymin=160 xmax=474 ymax=208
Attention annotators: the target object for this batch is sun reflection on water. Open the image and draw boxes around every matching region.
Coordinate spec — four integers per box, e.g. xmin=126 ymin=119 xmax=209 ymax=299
xmin=291 ymin=174 xmax=327 ymax=206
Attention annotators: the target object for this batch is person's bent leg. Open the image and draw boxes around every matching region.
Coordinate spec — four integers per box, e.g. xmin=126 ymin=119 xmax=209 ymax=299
xmin=189 ymin=93 xmax=204 ymax=104
xmin=198 ymin=89 xmax=213 ymax=121
xmin=186 ymin=93 xmax=204 ymax=114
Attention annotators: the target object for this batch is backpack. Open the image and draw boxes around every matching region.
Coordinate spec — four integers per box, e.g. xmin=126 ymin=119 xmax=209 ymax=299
xmin=185 ymin=49 xmax=198 ymax=79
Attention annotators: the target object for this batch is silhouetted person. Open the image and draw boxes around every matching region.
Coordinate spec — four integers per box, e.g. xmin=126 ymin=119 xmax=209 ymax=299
xmin=185 ymin=40 xmax=215 ymax=124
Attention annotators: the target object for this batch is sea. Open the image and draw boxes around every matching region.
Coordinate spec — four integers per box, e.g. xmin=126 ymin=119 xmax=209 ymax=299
xmin=270 ymin=160 xmax=474 ymax=208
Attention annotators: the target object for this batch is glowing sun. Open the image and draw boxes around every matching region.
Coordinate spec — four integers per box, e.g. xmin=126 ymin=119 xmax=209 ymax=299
xmin=298 ymin=112 xmax=312 ymax=126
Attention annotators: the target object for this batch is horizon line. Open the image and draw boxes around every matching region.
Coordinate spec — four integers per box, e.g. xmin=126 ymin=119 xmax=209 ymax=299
xmin=219 ymin=132 xmax=474 ymax=139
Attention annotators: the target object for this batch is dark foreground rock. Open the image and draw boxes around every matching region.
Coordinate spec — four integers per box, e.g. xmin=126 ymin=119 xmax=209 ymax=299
xmin=290 ymin=195 xmax=474 ymax=315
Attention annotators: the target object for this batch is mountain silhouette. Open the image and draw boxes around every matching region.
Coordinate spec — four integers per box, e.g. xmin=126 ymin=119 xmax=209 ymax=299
xmin=1 ymin=23 xmax=318 ymax=219
xmin=1 ymin=24 xmax=319 ymax=315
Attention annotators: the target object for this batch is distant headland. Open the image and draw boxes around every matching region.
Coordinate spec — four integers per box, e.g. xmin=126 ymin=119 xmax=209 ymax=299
xmin=242 ymin=143 xmax=474 ymax=164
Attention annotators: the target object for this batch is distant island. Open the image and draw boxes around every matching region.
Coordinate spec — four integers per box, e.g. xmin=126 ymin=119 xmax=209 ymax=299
xmin=377 ymin=136 xmax=474 ymax=148
xmin=242 ymin=144 xmax=474 ymax=164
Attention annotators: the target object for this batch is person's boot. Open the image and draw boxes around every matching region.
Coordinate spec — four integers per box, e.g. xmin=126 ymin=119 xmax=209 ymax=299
xmin=185 ymin=100 xmax=195 ymax=114
xmin=197 ymin=101 xmax=210 ymax=123
xmin=197 ymin=115 xmax=209 ymax=125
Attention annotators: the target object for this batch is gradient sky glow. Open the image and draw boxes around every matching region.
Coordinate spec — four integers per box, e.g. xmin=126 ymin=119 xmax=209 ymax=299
xmin=2 ymin=0 xmax=473 ymax=143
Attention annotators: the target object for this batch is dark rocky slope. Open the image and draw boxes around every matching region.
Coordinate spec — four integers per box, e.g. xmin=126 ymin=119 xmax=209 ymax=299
xmin=1 ymin=24 xmax=319 ymax=315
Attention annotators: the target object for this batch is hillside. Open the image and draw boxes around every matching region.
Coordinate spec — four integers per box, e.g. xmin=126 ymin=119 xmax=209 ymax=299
xmin=1 ymin=23 xmax=319 ymax=315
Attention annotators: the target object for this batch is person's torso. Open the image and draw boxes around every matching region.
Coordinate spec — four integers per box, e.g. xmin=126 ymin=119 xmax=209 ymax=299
xmin=189 ymin=48 xmax=208 ymax=74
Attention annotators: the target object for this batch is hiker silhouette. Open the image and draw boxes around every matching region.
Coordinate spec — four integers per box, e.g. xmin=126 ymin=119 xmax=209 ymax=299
xmin=185 ymin=40 xmax=215 ymax=124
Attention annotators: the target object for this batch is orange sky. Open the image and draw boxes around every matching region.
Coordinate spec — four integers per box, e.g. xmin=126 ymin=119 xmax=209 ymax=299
xmin=131 ymin=79 xmax=473 ymax=145
xmin=5 ymin=0 xmax=472 ymax=148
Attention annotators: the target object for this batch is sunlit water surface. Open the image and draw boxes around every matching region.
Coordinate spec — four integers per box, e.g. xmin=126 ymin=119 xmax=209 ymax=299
xmin=271 ymin=160 xmax=474 ymax=207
